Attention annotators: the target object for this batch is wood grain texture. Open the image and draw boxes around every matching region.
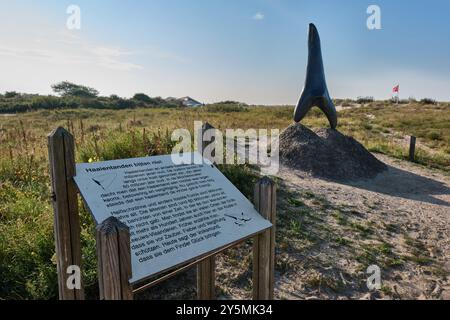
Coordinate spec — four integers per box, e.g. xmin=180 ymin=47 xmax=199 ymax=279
xmin=201 ymin=122 xmax=216 ymax=163
xmin=117 ymin=220 xmax=133 ymax=300
xmin=409 ymin=136 xmax=417 ymax=162
xmin=96 ymin=217 xmax=133 ymax=300
xmin=197 ymin=257 xmax=216 ymax=300
xmin=197 ymin=122 xmax=217 ymax=300
xmin=252 ymin=177 xmax=276 ymax=300
xmin=48 ymin=127 xmax=84 ymax=300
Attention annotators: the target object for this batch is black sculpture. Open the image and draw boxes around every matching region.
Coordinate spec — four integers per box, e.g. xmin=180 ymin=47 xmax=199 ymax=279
xmin=294 ymin=23 xmax=338 ymax=129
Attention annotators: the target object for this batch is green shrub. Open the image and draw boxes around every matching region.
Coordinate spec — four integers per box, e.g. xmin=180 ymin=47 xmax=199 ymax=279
xmin=428 ymin=131 xmax=442 ymax=141
xmin=4 ymin=91 xmax=20 ymax=98
xmin=205 ymin=103 xmax=248 ymax=113
xmin=357 ymin=96 xmax=374 ymax=104
xmin=133 ymin=93 xmax=152 ymax=103
xmin=0 ymin=93 xmax=175 ymax=114
xmin=420 ymin=98 xmax=437 ymax=105
xmin=0 ymin=158 xmax=57 ymax=299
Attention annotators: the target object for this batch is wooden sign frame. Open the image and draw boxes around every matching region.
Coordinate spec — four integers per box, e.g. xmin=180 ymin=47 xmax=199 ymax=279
xmin=48 ymin=124 xmax=276 ymax=300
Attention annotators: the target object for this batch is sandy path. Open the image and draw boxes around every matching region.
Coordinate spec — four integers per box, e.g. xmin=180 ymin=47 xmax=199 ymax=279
xmin=140 ymin=153 xmax=449 ymax=300
xmin=274 ymin=154 xmax=449 ymax=300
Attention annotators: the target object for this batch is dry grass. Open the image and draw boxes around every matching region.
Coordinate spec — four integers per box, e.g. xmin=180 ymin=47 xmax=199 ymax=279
xmin=1 ymin=102 xmax=448 ymax=170
xmin=0 ymin=101 xmax=448 ymax=299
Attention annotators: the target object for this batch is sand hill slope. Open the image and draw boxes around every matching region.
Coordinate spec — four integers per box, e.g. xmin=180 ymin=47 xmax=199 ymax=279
xmin=279 ymin=124 xmax=387 ymax=180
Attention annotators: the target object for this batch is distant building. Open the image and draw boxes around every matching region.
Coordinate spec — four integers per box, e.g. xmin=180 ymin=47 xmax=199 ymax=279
xmin=179 ymin=96 xmax=203 ymax=107
xmin=164 ymin=96 xmax=204 ymax=107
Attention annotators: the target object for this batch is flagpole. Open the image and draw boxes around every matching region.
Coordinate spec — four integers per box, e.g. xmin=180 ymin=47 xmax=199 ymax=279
xmin=393 ymin=85 xmax=399 ymax=105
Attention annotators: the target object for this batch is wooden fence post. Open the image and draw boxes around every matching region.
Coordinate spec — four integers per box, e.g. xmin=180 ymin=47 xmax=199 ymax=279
xmin=48 ymin=127 xmax=84 ymax=300
xmin=197 ymin=256 xmax=216 ymax=300
xmin=96 ymin=217 xmax=133 ymax=300
xmin=200 ymin=122 xmax=215 ymax=162
xmin=197 ymin=122 xmax=216 ymax=300
xmin=253 ymin=177 xmax=276 ymax=300
xmin=409 ymin=136 xmax=416 ymax=162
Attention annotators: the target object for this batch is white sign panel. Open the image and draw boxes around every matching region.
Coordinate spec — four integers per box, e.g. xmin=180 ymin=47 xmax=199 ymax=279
xmin=74 ymin=152 xmax=272 ymax=284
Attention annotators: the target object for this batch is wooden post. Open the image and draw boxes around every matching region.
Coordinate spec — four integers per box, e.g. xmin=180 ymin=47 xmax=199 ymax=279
xmin=201 ymin=122 xmax=215 ymax=162
xmin=96 ymin=217 xmax=133 ymax=300
xmin=48 ymin=127 xmax=84 ymax=300
xmin=197 ymin=122 xmax=216 ymax=300
xmin=253 ymin=177 xmax=276 ymax=300
xmin=197 ymin=256 xmax=216 ymax=300
xmin=409 ymin=136 xmax=416 ymax=162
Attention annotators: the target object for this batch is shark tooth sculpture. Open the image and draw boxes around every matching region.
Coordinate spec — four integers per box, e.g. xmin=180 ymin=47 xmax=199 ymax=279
xmin=294 ymin=23 xmax=338 ymax=129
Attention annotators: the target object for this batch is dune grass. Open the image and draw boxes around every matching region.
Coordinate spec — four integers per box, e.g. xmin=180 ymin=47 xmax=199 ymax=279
xmin=0 ymin=101 xmax=448 ymax=299
xmin=0 ymin=126 xmax=258 ymax=299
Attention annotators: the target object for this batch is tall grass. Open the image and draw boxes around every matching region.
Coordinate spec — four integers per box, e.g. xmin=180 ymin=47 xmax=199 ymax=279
xmin=0 ymin=157 xmax=55 ymax=299
xmin=0 ymin=101 xmax=448 ymax=299
xmin=0 ymin=126 xmax=259 ymax=299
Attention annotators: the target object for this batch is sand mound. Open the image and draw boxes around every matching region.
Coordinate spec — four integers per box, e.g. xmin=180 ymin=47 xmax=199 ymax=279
xmin=279 ymin=124 xmax=387 ymax=180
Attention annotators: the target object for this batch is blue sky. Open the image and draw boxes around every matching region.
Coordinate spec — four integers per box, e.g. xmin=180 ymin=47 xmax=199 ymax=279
xmin=1 ymin=0 xmax=450 ymax=104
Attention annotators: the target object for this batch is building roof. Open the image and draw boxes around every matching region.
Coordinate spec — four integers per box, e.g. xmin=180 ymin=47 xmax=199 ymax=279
xmin=164 ymin=96 xmax=203 ymax=106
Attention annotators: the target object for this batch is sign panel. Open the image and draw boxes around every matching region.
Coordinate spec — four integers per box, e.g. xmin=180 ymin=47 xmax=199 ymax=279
xmin=74 ymin=152 xmax=272 ymax=284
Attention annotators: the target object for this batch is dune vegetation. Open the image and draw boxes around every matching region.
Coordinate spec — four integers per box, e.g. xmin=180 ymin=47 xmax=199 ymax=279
xmin=0 ymin=99 xmax=448 ymax=299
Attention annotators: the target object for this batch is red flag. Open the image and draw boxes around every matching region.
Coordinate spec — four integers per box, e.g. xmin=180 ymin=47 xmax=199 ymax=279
xmin=393 ymin=85 xmax=399 ymax=93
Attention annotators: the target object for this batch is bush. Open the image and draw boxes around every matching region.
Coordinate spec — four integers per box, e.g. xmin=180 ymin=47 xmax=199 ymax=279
xmin=389 ymin=98 xmax=408 ymax=104
xmin=52 ymin=81 xmax=99 ymax=98
xmin=356 ymin=96 xmax=374 ymax=104
xmin=133 ymin=93 xmax=152 ymax=104
xmin=205 ymin=103 xmax=248 ymax=113
xmin=428 ymin=131 xmax=442 ymax=141
xmin=0 ymin=86 xmax=180 ymax=113
xmin=420 ymin=98 xmax=437 ymax=105
xmin=112 ymin=98 xmax=136 ymax=109
xmin=4 ymin=91 xmax=20 ymax=98
xmin=214 ymin=100 xmax=248 ymax=106
xmin=30 ymin=96 xmax=67 ymax=110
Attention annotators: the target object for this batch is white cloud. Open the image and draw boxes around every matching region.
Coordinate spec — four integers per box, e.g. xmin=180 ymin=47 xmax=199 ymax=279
xmin=252 ymin=12 xmax=265 ymax=20
xmin=141 ymin=46 xmax=189 ymax=64
xmin=0 ymin=29 xmax=143 ymax=71
xmin=89 ymin=46 xmax=143 ymax=71
xmin=0 ymin=4 xmax=192 ymax=98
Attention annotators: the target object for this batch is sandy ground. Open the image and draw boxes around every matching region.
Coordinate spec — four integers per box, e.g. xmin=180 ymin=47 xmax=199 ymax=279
xmin=141 ymin=153 xmax=449 ymax=300
xmin=335 ymin=103 xmax=362 ymax=111
xmin=271 ymin=154 xmax=449 ymax=300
